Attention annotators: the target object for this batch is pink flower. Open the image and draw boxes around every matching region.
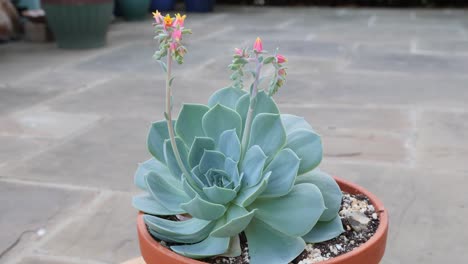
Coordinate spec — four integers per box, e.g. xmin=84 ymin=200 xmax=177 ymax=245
xmin=276 ymin=54 xmax=287 ymax=64
xmin=163 ymin=14 xmax=173 ymax=29
xmin=174 ymin=13 xmax=186 ymax=28
xmin=253 ymin=37 xmax=263 ymax=53
xmin=170 ymin=42 xmax=177 ymax=52
xmin=234 ymin=48 xmax=243 ymax=56
xmin=152 ymin=11 xmax=162 ymax=24
xmin=172 ymin=30 xmax=182 ymax=41
xmin=278 ymin=68 xmax=286 ymax=77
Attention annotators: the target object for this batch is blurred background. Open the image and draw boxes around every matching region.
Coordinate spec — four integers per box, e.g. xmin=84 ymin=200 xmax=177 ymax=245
xmin=1 ymin=0 xmax=467 ymax=263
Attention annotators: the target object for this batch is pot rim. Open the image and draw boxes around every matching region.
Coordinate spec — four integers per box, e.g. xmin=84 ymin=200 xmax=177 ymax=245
xmin=137 ymin=176 xmax=388 ymax=264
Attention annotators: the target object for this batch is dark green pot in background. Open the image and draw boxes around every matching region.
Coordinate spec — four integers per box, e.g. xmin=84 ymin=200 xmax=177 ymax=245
xmin=117 ymin=0 xmax=151 ymax=21
xmin=43 ymin=0 xmax=113 ymax=49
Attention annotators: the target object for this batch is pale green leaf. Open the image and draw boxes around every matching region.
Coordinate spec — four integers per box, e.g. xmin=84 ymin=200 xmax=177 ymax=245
xmin=182 ymin=177 xmax=198 ymax=199
xmin=163 ymin=137 xmax=190 ymax=180
xmin=176 ymin=104 xmax=209 ymax=147
xmin=132 ymin=194 xmax=175 ymax=215
xmin=134 ymin=158 xmax=170 ymax=190
xmin=147 ymin=120 xmax=175 ymax=164
xmin=171 ymin=236 xmax=230 ymax=259
xmin=296 ymin=169 xmax=342 ymax=221
xmin=180 ymin=195 xmax=227 ymax=221
xmin=286 ymin=129 xmax=322 ymax=175
xmin=224 ymin=158 xmax=240 ymax=185
xmin=217 ymin=129 xmax=241 ymax=162
xmin=302 ymin=215 xmax=344 ymax=243
xmin=208 ymin=87 xmax=248 ymax=110
xmin=221 ymin=235 xmax=242 ymax=257
xmin=211 ymin=204 xmax=256 ymax=237
xmin=260 ymin=148 xmax=300 ymax=198
xmin=145 ymin=171 xmax=189 ymax=213
xmin=235 ymin=91 xmax=279 ymax=135
xmin=203 ymin=185 xmax=237 ymax=204
xmin=199 ymin=150 xmax=226 ymax=175
xmin=281 ymin=114 xmax=314 ymax=135
xmin=249 ymin=183 xmax=325 ymax=237
xmin=189 ymin=165 xmax=207 ymax=189
xmin=202 ymin=104 xmax=242 ymax=145
xmin=245 ymin=218 xmax=306 ymax=264
xmin=248 ymin=113 xmax=286 ymax=160
xmin=188 ymin=137 xmax=215 ymax=168
xmin=145 ymin=214 xmax=215 ymax=244
xmin=233 ymin=173 xmax=270 ymax=207
xmin=241 ymin=145 xmax=267 ymax=187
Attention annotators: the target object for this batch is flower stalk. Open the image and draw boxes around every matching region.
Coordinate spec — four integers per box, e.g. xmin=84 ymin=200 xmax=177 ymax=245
xmin=152 ymin=11 xmax=192 ymax=181
xmin=165 ymin=49 xmax=191 ymax=180
xmin=241 ymin=54 xmax=262 ymax=158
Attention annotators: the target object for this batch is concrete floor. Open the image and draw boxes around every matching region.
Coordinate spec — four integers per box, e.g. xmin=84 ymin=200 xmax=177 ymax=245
xmin=1 ymin=6 xmax=468 ymax=264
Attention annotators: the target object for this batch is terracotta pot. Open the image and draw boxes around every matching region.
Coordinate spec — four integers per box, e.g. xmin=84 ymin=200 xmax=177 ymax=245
xmin=137 ymin=176 xmax=388 ymax=264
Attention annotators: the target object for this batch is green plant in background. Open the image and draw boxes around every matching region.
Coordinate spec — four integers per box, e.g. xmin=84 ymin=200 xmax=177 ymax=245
xmin=133 ymin=12 xmax=344 ymax=264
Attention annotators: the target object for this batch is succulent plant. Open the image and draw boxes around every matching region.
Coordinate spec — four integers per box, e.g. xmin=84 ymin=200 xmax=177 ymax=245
xmin=133 ymin=13 xmax=344 ymax=264
xmin=134 ymin=88 xmax=344 ymax=263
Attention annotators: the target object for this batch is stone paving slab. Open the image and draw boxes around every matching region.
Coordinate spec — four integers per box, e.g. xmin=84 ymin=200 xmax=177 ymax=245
xmin=415 ymin=111 xmax=468 ymax=174
xmin=320 ymin=161 xmax=468 ymax=264
xmin=349 ymin=48 xmax=468 ymax=75
xmin=0 ymin=107 xmax=101 ymax=139
xmin=13 ymin=69 xmax=111 ymax=96
xmin=275 ymin=72 xmax=468 ymax=108
xmin=0 ymin=84 xmax=61 ymax=115
xmin=281 ymin=106 xmax=411 ymax=164
xmin=47 ymin=76 xmax=166 ymax=118
xmin=414 ymin=39 xmax=468 ymax=55
xmin=0 ymin=181 xmax=97 ymax=263
xmin=0 ymin=42 xmax=116 ymax=87
xmin=0 ymin=136 xmax=52 ymax=168
xmin=39 ymin=193 xmax=139 ymax=264
xmin=0 ymin=117 xmax=150 ymax=192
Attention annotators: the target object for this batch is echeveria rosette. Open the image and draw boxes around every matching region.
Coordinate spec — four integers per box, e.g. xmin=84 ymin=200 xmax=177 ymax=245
xmin=133 ymin=87 xmax=343 ymax=264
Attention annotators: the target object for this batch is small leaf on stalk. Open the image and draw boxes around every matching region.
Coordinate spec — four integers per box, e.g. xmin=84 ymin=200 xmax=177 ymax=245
xmin=158 ymin=60 xmax=167 ymax=72
xmin=263 ymin=56 xmax=275 ymax=64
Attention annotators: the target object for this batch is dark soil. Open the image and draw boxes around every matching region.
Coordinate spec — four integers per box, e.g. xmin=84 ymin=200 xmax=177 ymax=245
xmin=148 ymin=192 xmax=380 ymax=264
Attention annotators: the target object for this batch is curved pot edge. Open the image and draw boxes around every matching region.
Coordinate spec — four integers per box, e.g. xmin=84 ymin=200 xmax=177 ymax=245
xmin=321 ymin=176 xmax=389 ymax=264
xmin=137 ymin=176 xmax=389 ymax=264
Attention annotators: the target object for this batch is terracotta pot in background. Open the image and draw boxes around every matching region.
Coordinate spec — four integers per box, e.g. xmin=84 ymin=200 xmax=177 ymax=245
xmin=137 ymin=176 xmax=389 ymax=264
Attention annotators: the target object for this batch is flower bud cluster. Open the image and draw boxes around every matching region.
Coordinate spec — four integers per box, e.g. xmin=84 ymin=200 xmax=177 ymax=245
xmin=230 ymin=37 xmax=287 ymax=96
xmin=267 ymin=53 xmax=288 ymax=96
xmin=152 ymin=11 xmax=191 ymax=65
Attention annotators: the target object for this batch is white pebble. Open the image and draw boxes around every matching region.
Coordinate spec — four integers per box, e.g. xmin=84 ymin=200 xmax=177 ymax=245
xmin=37 ymin=228 xmax=46 ymax=237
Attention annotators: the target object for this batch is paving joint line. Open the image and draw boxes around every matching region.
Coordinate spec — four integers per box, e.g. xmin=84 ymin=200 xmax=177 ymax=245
xmin=0 ymin=177 xmax=133 ymax=195
xmin=404 ymin=109 xmax=420 ymax=168
xmin=16 ymin=254 xmax=110 ymax=264
xmin=277 ymin=103 xmax=468 ymax=113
